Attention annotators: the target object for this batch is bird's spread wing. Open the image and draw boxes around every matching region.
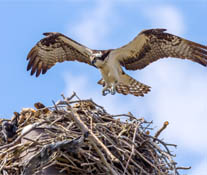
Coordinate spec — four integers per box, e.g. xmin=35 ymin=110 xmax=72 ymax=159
xmin=27 ymin=32 xmax=95 ymax=77
xmin=113 ymin=29 xmax=207 ymax=70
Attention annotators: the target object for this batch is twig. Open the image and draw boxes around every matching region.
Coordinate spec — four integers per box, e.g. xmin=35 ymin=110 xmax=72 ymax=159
xmin=22 ymin=133 xmax=88 ymax=175
xmin=52 ymin=100 xmax=59 ymax=112
xmin=91 ymin=142 xmax=118 ymax=175
xmin=154 ymin=121 xmax=169 ymax=141
xmin=146 ymin=135 xmax=176 ymax=156
xmin=176 ymin=166 xmax=191 ymax=170
xmin=0 ymin=93 xmax=189 ymax=175
xmin=65 ymin=92 xmax=76 ymax=101
xmin=123 ymin=122 xmax=139 ymax=175
xmin=68 ymin=109 xmax=119 ymax=162
xmin=22 ymin=137 xmax=42 ymax=146
xmin=112 ymin=114 xmax=138 ymax=121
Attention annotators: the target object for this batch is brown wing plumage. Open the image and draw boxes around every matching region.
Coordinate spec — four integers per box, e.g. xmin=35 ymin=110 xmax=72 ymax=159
xmin=115 ymin=29 xmax=207 ymax=70
xmin=27 ymin=32 xmax=94 ymax=77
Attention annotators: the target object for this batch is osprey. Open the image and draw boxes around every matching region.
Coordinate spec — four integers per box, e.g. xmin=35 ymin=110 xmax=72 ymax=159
xmin=27 ymin=29 xmax=207 ymax=97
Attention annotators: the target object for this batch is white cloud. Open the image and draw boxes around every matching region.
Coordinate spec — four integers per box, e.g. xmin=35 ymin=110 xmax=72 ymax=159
xmin=190 ymin=159 xmax=207 ymax=175
xmin=137 ymin=4 xmax=207 ymax=153
xmin=143 ymin=5 xmax=185 ymax=35
xmin=63 ymin=72 xmax=132 ymax=115
xmin=63 ymin=2 xmax=207 ymax=173
xmin=140 ymin=60 xmax=207 ymax=152
xmin=64 ymin=0 xmax=134 ymax=115
xmin=67 ymin=0 xmax=114 ymax=48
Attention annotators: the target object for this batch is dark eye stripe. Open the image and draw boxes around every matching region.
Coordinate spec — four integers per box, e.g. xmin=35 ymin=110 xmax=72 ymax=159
xmin=97 ymin=50 xmax=110 ymax=61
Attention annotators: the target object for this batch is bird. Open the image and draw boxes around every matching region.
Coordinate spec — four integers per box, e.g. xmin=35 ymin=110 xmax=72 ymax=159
xmin=1 ymin=118 xmax=18 ymax=143
xmin=26 ymin=28 xmax=207 ymax=97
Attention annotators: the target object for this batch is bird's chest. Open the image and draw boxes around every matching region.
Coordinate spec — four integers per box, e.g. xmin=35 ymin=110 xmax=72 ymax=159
xmin=99 ymin=59 xmax=120 ymax=84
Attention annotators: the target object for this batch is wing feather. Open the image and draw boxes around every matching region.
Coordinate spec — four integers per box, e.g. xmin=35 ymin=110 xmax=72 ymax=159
xmin=27 ymin=32 xmax=95 ymax=77
xmin=114 ymin=29 xmax=207 ymax=70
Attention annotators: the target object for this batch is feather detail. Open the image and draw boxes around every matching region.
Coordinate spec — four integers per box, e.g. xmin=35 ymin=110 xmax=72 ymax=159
xmin=26 ymin=32 xmax=97 ymax=77
xmin=113 ymin=28 xmax=207 ymax=70
xmin=98 ymin=74 xmax=151 ymax=97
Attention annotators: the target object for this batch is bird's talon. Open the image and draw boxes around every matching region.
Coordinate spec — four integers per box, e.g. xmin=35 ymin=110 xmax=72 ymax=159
xmin=102 ymin=89 xmax=110 ymax=96
xmin=110 ymin=85 xmax=116 ymax=95
xmin=111 ymin=89 xmax=116 ymax=95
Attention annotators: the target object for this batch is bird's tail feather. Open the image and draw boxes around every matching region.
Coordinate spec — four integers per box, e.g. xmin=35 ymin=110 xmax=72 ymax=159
xmin=97 ymin=73 xmax=151 ymax=97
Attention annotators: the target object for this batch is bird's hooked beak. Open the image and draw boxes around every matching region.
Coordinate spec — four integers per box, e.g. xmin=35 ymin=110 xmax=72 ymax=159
xmin=91 ymin=51 xmax=102 ymax=67
xmin=91 ymin=57 xmax=97 ymax=67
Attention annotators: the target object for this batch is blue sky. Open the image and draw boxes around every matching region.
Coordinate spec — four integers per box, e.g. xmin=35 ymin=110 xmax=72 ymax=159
xmin=1 ymin=0 xmax=207 ymax=174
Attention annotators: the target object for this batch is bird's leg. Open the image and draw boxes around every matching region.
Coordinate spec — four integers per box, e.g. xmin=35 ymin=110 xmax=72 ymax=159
xmin=102 ymin=84 xmax=111 ymax=96
xmin=102 ymin=88 xmax=110 ymax=96
xmin=110 ymin=81 xmax=118 ymax=95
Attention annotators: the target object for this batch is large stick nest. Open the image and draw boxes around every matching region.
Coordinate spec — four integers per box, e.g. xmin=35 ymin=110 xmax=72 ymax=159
xmin=0 ymin=93 xmax=189 ymax=175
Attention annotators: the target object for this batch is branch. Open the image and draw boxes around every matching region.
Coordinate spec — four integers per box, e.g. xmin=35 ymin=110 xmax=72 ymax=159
xmin=154 ymin=121 xmax=169 ymax=141
xmin=22 ymin=133 xmax=89 ymax=175
xmin=68 ymin=109 xmax=119 ymax=162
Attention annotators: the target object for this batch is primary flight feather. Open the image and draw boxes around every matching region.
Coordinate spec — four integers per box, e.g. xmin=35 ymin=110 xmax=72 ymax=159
xmin=27 ymin=29 xmax=207 ymax=97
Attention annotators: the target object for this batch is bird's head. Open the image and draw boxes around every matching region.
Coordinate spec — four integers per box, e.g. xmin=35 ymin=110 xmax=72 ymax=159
xmin=91 ymin=51 xmax=104 ymax=68
xmin=91 ymin=50 xmax=110 ymax=68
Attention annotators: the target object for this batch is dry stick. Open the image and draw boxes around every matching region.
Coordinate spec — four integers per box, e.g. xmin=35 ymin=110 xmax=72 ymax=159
xmin=129 ymin=158 xmax=149 ymax=175
xmin=121 ymin=139 xmax=166 ymax=175
xmin=89 ymin=100 xmax=107 ymax=113
xmin=67 ymin=92 xmax=77 ymax=101
xmin=18 ymin=110 xmax=34 ymax=128
xmin=176 ymin=166 xmax=191 ymax=170
xmin=123 ymin=123 xmax=139 ymax=175
xmin=134 ymin=149 xmax=166 ymax=175
xmin=162 ymin=151 xmax=177 ymax=171
xmin=112 ymin=114 xmax=137 ymax=121
xmin=146 ymin=135 xmax=175 ymax=156
xmin=23 ymin=137 xmax=42 ymax=146
xmin=148 ymin=141 xmax=173 ymax=169
xmin=67 ymin=99 xmax=107 ymax=113
xmin=74 ymin=92 xmax=82 ymax=101
xmin=0 ymin=154 xmax=8 ymax=171
xmin=52 ymin=100 xmax=59 ymax=112
xmin=49 ymin=115 xmax=65 ymax=126
xmin=68 ymin=110 xmax=119 ymax=162
xmin=91 ymin=142 xmax=118 ymax=175
xmin=154 ymin=121 xmax=169 ymax=141
xmin=142 ymin=120 xmax=153 ymax=133
xmin=61 ymin=92 xmax=76 ymax=103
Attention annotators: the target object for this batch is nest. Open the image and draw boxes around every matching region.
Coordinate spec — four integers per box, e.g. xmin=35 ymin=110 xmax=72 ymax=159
xmin=0 ymin=93 xmax=189 ymax=175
